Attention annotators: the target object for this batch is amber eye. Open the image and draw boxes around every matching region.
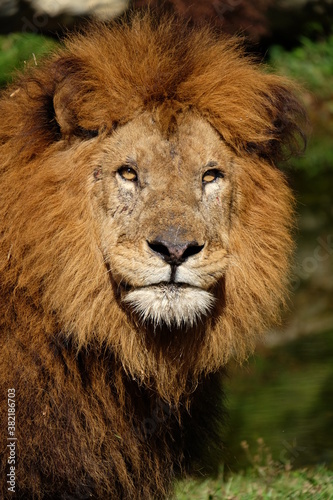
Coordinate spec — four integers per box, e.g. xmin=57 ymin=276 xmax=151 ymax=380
xmin=117 ymin=166 xmax=138 ymax=182
xmin=202 ymin=169 xmax=224 ymax=184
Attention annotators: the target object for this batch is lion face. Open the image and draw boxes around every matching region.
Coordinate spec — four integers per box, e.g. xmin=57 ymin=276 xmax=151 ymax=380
xmin=92 ymin=111 xmax=232 ymax=328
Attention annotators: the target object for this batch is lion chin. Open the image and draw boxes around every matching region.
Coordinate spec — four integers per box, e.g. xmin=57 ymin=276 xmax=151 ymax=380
xmin=123 ymin=284 xmax=215 ymax=328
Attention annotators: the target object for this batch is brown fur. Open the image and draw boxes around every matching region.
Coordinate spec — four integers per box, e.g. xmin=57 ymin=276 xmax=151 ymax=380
xmin=0 ymin=13 xmax=306 ymax=499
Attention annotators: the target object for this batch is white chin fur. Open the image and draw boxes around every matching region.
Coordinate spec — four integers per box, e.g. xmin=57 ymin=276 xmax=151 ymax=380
xmin=123 ymin=285 xmax=215 ymax=328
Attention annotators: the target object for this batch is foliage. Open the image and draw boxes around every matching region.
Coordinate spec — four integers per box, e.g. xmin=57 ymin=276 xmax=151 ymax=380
xmin=269 ymin=36 xmax=333 ymax=96
xmin=0 ymin=33 xmax=57 ymax=87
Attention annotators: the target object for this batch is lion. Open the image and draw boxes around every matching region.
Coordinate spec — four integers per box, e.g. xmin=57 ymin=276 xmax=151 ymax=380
xmin=0 ymin=13 xmax=306 ymax=500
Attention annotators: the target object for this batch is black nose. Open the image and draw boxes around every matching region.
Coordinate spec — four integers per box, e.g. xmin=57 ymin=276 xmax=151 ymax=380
xmin=148 ymin=238 xmax=204 ymax=265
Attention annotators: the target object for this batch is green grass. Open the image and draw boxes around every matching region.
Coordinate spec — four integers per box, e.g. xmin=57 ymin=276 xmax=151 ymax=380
xmin=175 ymin=465 xmax=333 ymax=499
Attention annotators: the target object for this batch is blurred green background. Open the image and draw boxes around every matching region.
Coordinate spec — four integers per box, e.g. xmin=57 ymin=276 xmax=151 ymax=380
xmin=0 ymin=1 xmax=332 ymax=493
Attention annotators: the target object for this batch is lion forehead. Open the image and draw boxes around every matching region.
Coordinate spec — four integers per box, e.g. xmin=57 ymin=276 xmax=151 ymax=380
xmin=99 ymin=110 xmax=233 ymax=180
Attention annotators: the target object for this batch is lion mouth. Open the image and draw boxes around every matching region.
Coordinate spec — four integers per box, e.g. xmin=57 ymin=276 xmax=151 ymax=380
xmin=122 ymin=282 xmax=215 ymax=328
xmin=121 ymin=281 xmax=194 ymax=291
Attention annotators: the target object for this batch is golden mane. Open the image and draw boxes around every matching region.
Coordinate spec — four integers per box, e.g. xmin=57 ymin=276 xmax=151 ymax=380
xmin=0 ymin=13 xmax=306 ymax=499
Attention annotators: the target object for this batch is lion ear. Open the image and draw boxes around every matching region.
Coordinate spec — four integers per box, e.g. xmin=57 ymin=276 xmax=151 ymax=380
xmin=53 ymin=81 xmax=101 ymax=139
xmin=53 ymin=83 xmax=76 ymax=137
xmin=263 ymin=80 xmax=308 ymax=162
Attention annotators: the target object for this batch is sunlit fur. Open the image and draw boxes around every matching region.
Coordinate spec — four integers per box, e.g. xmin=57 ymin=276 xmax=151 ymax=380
xmin=0 ymin=13 xmax=306 ymax=499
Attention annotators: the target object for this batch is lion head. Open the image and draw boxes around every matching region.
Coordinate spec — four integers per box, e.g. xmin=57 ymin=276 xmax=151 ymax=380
xmin=0 ymin=15 xmax=306 ymax=402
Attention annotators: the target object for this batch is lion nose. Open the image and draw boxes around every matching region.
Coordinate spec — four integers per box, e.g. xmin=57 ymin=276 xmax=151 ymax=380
xmin=148 ymin=238 xmax=204 ymax=265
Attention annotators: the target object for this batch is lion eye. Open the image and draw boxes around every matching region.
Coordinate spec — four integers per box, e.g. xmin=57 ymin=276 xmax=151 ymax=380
xmin=202 ymin=169 xmax=224 ymax=184
xmin=117 ymin=166 xmax=138 ymax=182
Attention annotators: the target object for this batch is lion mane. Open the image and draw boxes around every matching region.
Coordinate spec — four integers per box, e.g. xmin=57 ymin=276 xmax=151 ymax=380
xmin=0 ymin=14 xmax=306 ymax=499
